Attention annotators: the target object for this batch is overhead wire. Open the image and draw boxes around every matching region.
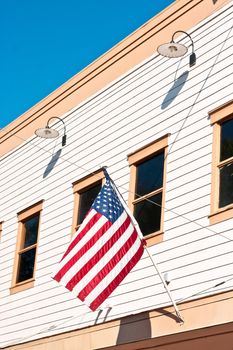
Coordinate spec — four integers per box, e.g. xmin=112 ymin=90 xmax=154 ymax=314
xmin=177 ymin=275 xmax=233 ymax=305
xmin=8 ymin=130 xmax=233 ymax=244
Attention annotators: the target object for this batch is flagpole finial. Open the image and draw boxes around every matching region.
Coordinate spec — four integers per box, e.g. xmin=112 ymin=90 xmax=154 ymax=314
xmin=102 ymin=166 xmax=110 ymax=180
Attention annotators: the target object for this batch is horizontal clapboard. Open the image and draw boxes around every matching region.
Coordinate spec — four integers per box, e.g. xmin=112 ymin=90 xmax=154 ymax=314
xmin=1 ymin=3 xmax=233 ymax=347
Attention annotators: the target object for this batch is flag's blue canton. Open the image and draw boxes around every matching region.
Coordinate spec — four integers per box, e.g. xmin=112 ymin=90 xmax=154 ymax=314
xmin=92 ymin=178 xmax=124 ymax=223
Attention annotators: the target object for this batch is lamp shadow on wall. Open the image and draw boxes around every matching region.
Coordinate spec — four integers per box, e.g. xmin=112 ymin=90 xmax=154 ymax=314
xmin=43 ymin=149 xmax=62 ymax=178
xmin=161 ymin=70 xmax=189 ymax=110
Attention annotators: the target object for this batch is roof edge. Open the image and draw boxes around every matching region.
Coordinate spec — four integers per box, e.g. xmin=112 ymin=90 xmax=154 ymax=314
xmin=0 ymin=0 xmax=231 ymax=157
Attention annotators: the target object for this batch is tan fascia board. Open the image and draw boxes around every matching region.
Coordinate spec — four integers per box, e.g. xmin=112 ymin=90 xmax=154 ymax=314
xmin=3 ymin=289 xmax=233 ymax=350
xmin=0 ymin=0 xmax=231 ymax=157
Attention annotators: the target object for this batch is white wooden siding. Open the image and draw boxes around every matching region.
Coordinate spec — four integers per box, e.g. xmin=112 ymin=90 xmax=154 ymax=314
xmin=1 ymin=3 xmax=233 ymax=346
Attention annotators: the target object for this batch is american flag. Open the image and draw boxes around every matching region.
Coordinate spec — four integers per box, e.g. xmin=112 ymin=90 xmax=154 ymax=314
xmin=53 ymin=171 xmax=144 ymax=311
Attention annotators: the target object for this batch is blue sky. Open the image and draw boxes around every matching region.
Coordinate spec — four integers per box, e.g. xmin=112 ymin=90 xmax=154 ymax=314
xmin=0 ymin=0 xmax=174 ymax=129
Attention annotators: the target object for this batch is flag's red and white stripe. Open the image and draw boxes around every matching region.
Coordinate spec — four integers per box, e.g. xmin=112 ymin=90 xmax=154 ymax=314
xmin=53 ymin=207 xmax=144 ymax=311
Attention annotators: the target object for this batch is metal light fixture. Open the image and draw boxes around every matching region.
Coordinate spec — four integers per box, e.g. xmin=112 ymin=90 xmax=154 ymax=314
xmin=157 ymin=30 xmax=196 ymax=67
xmin=35 ymin=117 xmax=67 ymax=146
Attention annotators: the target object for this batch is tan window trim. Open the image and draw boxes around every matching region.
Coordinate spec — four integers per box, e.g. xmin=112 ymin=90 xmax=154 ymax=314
xmin=128 ymin=134 xmax=169 ymax=246
xmin=71 ymin=169 xmax=105 ymax=234
xmin=10 ymin=200 xmax=43 ymax=294
xmin=10 ymin=279 xmax=35 ymax=295
xmin=209 ymin=99 xmax=233 ymax=225
xmin=17 ymin=200 xmax=44 ymax=221
xmin=128 ymin=134 xmax=170 ymax=165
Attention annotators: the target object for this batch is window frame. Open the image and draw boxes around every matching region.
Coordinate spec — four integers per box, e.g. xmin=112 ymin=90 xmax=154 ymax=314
xmin=72 ymin=169 xmax=105 ymax=234
xmin=128 ymin=134 xmax=169 ymax=246
xmin=10 ymin=200 xmax=43 ymax=294
xmin=209 ymin=99 xmax=233 ymax=225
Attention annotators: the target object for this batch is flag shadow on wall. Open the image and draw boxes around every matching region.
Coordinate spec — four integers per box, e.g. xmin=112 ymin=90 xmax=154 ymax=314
xmin=116 ymin=312 xmax=151 ymax=345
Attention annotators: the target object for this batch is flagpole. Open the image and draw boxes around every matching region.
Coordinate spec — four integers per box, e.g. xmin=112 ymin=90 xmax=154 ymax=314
xmin=142 ymin=246 xmax=184 ymax=323
xmin=107 ymin=172 xmax=184 ymax=323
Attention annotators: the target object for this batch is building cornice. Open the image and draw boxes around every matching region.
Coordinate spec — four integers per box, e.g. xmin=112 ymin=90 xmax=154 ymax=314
xmin=2 ymin=290 xmax=233 ymax=349
xmin=0 ymin=0 xmax=230 ymax=157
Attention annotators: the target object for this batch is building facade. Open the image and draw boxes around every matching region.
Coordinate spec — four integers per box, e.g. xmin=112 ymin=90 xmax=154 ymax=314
xmin=1 ymin=0 xmax=233 ymax=349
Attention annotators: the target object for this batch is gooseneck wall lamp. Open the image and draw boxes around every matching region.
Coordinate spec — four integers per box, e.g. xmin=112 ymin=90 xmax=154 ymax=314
xmin=35 ymin=117 xmax=67 ymax=146
xmin=157 ymin=30 xmax=196 ymax=67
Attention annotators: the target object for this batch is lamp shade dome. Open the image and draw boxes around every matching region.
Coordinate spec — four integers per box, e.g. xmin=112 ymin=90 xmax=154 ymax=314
xmin=35 ymin=127 xmax=59 ymax=139
xmin=157 ymin=42 xmax=188 ymax=58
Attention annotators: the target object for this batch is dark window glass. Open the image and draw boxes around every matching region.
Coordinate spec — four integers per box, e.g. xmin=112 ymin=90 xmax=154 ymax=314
xmin=78 ymin=183 xmax=102 ymax=225
xmin=23 ymin=215 xmax=39 ymax=248
xmin=220 ymin=118 xmax=233 ymax=161
xmin=219 ymin=163 xmax=233 ymax=208
xmin=135 ymin=152 xmax=164 ymax=197
xmin=17 ymin=248 xmax=36 ymax=283
xmin=134 ymin=192 xmax=162 ymax=236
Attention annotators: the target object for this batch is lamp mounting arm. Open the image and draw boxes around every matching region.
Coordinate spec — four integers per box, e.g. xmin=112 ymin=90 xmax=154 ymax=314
xmin=46 ymin=117 xmax=67 ymax=135
xmin=171 ymin=30 xmax=194 ymax=53
xmin=46 ymin=116 xmax=67 ymax=146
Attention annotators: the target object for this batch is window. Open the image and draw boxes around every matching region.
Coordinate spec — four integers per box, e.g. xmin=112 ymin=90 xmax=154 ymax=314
xmin=11 ymin=201 xmax=43 ymax=294
xmin=72 ymin=170 xmax=104 ymax=233
xmin=209 ymin=100 xmax=233 ymax=224
xmin=128 ymin=135 xmax=169 ymax=245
